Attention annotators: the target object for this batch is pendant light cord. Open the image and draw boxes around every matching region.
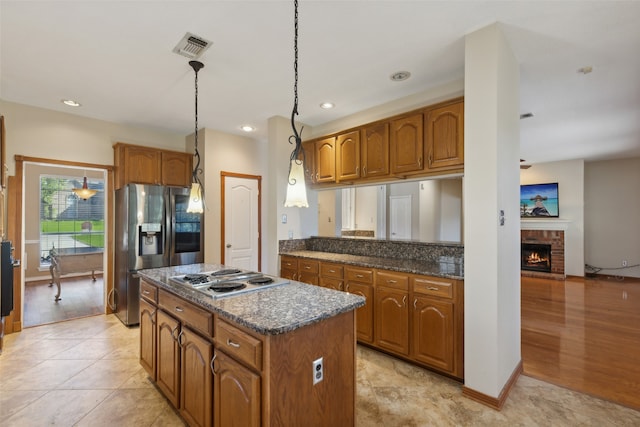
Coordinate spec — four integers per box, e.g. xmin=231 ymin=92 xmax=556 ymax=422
xmin=189 ymin=60 xmax=204 ymax=192
xmin=288 ymin=0 xmax=305 ymax=184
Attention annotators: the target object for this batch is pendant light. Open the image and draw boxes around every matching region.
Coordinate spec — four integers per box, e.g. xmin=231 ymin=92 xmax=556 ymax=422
xmin=72 ymin=174 xmax=97 ymax=200
xmin=187 ymin=60 xmax=205 ymax=214
xmin=284 ymin=0 xmax=309 ymax=208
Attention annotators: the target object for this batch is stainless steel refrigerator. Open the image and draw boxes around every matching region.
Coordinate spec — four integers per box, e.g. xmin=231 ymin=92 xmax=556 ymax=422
xmin=114 ymin=184 xmax=204 ymax=326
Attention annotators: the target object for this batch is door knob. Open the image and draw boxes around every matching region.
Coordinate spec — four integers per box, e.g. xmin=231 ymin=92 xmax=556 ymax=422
xmin=226 ymin=244 xmax=232 ymax=248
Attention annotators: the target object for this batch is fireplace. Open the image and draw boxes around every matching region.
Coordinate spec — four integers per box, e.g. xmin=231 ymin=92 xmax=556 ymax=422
xmin=520 ymin=229 xmax=565 ymax=279
xmin=521 ymin=243 xmax=552 ymax=273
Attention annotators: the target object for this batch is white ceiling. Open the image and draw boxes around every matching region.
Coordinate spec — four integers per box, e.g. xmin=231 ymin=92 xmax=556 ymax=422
xmin=2 ymin=1 xmax=639 ymax=165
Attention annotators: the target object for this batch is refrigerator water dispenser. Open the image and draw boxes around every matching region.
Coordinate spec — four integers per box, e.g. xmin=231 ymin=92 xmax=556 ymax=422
xmin=139 ymin=223 xmax=163 ymax=255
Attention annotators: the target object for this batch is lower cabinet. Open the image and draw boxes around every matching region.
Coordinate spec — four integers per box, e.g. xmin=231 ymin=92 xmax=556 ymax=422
xmin=156 ymin=309 xmax=181 ymax=407
xmin=412 ymin=296 xmax=454 ymax=372
xmin=279 ymin=257 xmax=464 ymax=380
xmin=214 ymin=350 xmax=261 ymax=427
xmin=374 ymin=286 xmax=409 ymax=356
xmin=139 ymin=298 xmax=156 ymax=380
xmin=180 ymin=328 xmax=213 ymax=427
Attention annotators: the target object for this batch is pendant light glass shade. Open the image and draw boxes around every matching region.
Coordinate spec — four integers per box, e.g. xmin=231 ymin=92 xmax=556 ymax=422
xmin=72 ymin=176 xmax=97 ymax=201
xmin=284 ymin=159 xmax=308 ymax=208
xmin=186 ymin=182 xmax=204 ymax=213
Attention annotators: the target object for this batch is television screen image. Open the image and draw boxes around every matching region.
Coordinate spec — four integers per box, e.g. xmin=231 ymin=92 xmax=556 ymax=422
xmin=520 ymin=183 xmax=559 ymax=218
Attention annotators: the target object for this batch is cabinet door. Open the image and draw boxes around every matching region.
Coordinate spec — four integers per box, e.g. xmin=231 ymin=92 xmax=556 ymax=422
xmin=346 ymin=282 xmax=374 ymax=343
xmin=162 ymin=151 xmax=192 ymax=187
xmin=425 ymin=101 xmax=464 ymax=170
xmin=412 ymin=296 xmax=454 ymax=372
xmin=298 ymin=272 xmax=319 ymax=286
xmin=302 ymin=140 xmax=316 ymax=184
xmin=361 ymin=122 xmax=389 ymax=178
xmin=375 ymin=287 xmax=409 ymax=355
xmin=125 ymin=146 xmax=161 ymax=185
xmin=139 ymin=298 xmax=157 ymax=380
xmin=390 ymin=113 xmax=423 ymax=174
xmin=280 ymin=256 xmax=298 ymax=280
xmin=336 ymin=131 xmax=360 ymax=181
xmin=180 ymin=327 xmax=213 ymax=427
xmin=315 ymin=137 xmax=336 ymax=183
xmin=214 ymin=350 xmax=261 ymax=427
xmin=156 ymin=310 xmax=181 ymax=407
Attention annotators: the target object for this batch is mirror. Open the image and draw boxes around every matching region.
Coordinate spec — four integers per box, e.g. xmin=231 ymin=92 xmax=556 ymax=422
xmin=317 ymin=177 xmax=463 ymax=243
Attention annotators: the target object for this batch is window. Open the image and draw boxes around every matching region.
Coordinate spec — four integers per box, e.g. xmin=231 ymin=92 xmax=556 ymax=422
xmin=39 ymin=174 xmax=104 ymax=265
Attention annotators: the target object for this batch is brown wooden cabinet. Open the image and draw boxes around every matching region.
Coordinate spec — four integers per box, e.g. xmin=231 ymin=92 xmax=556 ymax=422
xmin=336 ymin=130 xmax=361 ymax=182
xmin=390 ymin=113 xmax=424 ymax=175
xmin=345 ymin=266 xmax=374 ymax=343
xmin=139 ymin=298 xmax=157 ymax=380
xmin=320 ymin=262 xmax=344 ymax=291
xmin=302 ymin=140 xmax=316 ymax=184
xmin=314 ymin=137 xmax=336 ymax=183
xmin=411 ymin=275 xmax=463 ymax=378
xmin=297 ymin=259 xmax=319 ymax=285
xmin=280 ymin=255 xmax=298 ymax=281
xmin=156 ymin=309 xmax=181 ymax=407
xmin=425 ymin=101 xmax=464 ymax=171
xmin=114 ymin=142 xmax=192 ymax=189
xmin=214 ymin=350 xmax=261 ymax=427
xmin=180 ymin=327 xmax=213 ymax=427
xmin=361 ymin=122 xmax=390 ymax=179
xmin=374 ymin=270 xmax=410 ymax=355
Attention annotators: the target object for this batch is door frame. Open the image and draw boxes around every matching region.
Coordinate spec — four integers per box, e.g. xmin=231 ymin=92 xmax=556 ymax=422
xmin=220 ymin=172 xmax=262 ymax=271
xmin=8 ymin=155 xmax=114 ymax=333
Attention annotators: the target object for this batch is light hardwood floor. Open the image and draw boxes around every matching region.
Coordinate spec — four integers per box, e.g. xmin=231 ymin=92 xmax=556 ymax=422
xmin=521 ymin=274 xmax=640 ymax=411
xmin=1 ymin=276 xmax=638 ymax=426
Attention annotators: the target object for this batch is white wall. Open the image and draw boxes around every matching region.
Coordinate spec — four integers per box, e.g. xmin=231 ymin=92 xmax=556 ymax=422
xmin=0 ymin=101 xmax=186 ymax=175
xmin=584 ymin=157 xmax=640 ymax=278
xmin=197 ymin=128 xmax=268 ymax=269
xmin=520 ymin=159 xmax=585 ymax=276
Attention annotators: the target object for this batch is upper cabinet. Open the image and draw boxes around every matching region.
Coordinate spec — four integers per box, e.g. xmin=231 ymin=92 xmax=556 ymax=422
xmin=314 ymin=137 xmax=336 ymax=183
xmin=114 ymin=142 xmax=193 ymax=189
xmin=425 ymin=100 xmax=464 ymax=171
xmin=304 ymin=97 xmax=463 ymax=189
xmin=361 ymin=122 xmax=389 ymax=179
xmin=336 ymin=130 xmax=361 ymax=182
xmin=390 ymin=113 xmax=424 ymax=175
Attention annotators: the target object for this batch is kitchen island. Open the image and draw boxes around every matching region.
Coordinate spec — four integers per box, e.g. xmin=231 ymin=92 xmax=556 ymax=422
xmin=137 ymin=263 xmax=365 ymax=427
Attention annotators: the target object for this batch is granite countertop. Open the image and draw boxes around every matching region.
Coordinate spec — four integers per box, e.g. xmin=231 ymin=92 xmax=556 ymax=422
xmin=137 ymin=263 xmax=365 ymax=336
xmin=280 ymin=250 xmax=464 ymax=280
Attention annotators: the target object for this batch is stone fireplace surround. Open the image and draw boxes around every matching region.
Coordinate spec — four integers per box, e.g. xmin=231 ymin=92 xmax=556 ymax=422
xmin=520 ymin=228 xmax=565 ymax=279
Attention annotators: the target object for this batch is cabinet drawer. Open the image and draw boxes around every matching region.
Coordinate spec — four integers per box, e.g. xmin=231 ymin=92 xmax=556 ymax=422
xmin=412 ymin=276 xmax=454 ymax=299
xmin=345 ymin=267 xmax=373 ymax=284
xmin=376 ymin=271 xmax=409 ymax=291
xmin=280 ymin=256 xmax=298 ymax=270
xmin=299 ymin=259 xmax=319 ymax=274
xmin=140 ymin=280 xmax=158 ymax=303
xmin=158 ymin=290 xmax=213 ymax=337
xmin=320 ymin=262 xmax=344 ymax=279
xmin=216 ymin=319 xmax=263 ymax=372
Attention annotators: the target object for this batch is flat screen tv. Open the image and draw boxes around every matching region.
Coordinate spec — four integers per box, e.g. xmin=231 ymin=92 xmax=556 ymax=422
xmin=520 ymin=182 xmax=559 ymax=218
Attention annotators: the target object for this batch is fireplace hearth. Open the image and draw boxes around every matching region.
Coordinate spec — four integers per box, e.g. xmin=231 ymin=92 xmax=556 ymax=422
xmin=521 ymin=243 xmax=552 ymax=273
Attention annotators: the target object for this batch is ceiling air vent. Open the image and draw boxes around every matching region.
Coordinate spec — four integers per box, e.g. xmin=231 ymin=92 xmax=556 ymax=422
xmin=172 ymin=32 xmax=212 ymax=59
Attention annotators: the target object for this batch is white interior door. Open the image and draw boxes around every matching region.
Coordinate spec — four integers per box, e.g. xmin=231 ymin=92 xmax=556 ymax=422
xmin=223 ymin=176 xmax=259 ymax=271
xmin=389 ymin=195 xmax=412 ymax=240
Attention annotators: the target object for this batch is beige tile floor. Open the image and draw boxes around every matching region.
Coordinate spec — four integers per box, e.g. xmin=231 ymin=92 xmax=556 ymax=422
xmin=1 ymin=314 xmax=639 ymax=426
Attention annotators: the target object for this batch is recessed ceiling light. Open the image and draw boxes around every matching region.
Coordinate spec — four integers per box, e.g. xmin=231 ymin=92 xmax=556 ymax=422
xmin=577 ymin=66 xmax=593 ymax=74
xmin=520 ymin=112 xmax=534 ymax=119
xmin=319 ymin=102 xmax=335 ymax=109
xmin=240 ymin=125 xmax=255 ymax=132
xmin=390 ymin=71 xmax=411 ymax=82
xmin=61 ymin=99 xmax=81 ymax=107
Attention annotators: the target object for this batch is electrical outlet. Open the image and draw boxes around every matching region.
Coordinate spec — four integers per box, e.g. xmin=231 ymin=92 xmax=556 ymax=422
xmin=622 ymin=260 xmax=628 ymax=267
xmin=312 ymin=357 xmax=323 ymax=385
